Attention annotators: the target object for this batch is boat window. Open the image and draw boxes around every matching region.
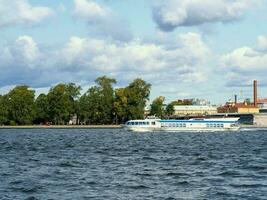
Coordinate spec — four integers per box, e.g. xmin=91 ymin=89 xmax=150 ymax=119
xmin=152 ymin=122 xmax=156 ymax=125
xmin=183 ymin=124 xmax=186 ymax=127
xmin=134 ymin=122 xmax=138 ymax=125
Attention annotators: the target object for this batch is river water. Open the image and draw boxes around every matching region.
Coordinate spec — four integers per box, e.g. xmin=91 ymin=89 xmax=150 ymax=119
xmin=0 ymin=129 xmax=267 ymax=200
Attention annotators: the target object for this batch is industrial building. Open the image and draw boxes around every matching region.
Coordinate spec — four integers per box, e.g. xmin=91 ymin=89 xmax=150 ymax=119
xmin=258 ymin=98 xmax=267 ymax=113
xmin=217 ymin=80 xmax=260 ymax=114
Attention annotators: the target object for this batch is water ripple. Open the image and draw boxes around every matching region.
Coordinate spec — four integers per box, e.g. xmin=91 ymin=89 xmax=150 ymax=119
xmin=0 ymin=129 xmax=267 ymax=199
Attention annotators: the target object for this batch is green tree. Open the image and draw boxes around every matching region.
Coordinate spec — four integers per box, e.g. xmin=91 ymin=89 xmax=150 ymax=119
xmin=47 ymin=83 xmax=81 ymax=125
xmin=95 ymin=76 xmax=117 ymax=124
xmin=0 ymin=95 xmax=9 ymax=125
xmin=35 ymin=93 xmax=49 ymax=124
xmin=124 ymin=78 xmax=151 ymax=120
xmin=150 ymin=96 xmax=165 ymax=118
xmin=79 ymin=76 xmax=116 ymax=124
xmin=79 ymin=86 xmax=101 ymax=124
xmin=114 ymin=88 xmax=128 ymax=123
xmin=165 ymin=103 xmax=175 ymax=117
xmin=6 ymin=85 xmax=36 ymax=125
xmin=172 ymin=99 xmax=193 ymax=106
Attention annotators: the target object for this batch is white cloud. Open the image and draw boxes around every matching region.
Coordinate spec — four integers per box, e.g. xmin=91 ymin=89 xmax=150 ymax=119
xmin=0 ymin=0 xmax=53 ymax=27
xmin=0 ymin=33 xmax=211 ymax=88
xmin=59 ymin=32 xmax=210 ymax=83
xmin=220 ymin=36 xmax=267 ymax=86
xmin=0 ymin=35 xmax=42 ymax=69
xmin=152 ymin=0 xmax=261 ymax=31
xmin=73 ymin=0 xmax=132 ymax=41
xmin=257 ymin=35 xmax=267 ymax=51
xmin=73 ymin=0 xmax=111 ymax=22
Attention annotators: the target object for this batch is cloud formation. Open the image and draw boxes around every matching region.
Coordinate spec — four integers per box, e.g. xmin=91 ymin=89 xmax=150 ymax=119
xmin=73 ymin=0 xmax=132 ymax=41
xmin=152 ymin=0 xmax=260 ymax=31
xmin=0 ymin=33 xmax=210 ymax=87
xmin=220 ymin=35 xmax=267 ymax=87
xmin=0 ymin=0 xmax=53 ymax=28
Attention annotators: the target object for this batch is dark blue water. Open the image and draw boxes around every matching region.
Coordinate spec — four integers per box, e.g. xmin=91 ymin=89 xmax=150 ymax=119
xmin=1 ymin=129 xmax=267 ymax=200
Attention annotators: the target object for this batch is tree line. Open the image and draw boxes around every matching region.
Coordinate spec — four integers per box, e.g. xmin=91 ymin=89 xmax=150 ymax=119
xmin=0 ymin=76 xmax=152 ymax=125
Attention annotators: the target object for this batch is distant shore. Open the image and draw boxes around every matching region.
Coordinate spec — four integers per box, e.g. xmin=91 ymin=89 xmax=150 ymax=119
xmin=0 ymin=124 xmax=266 ymax=130
xmin=240 ymin=124 xmax=267 ymax=129
xmin=0 ymin=125 xmax=123 ymax=129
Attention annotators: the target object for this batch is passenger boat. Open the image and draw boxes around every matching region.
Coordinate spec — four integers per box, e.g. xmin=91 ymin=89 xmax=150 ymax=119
xmin=124 ymin=117 xmax=240 ymax=132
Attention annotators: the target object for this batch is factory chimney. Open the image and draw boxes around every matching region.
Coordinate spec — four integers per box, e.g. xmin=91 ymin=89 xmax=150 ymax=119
xmin=253 ymin=80 xmax=257 ymax=107
xmin=234 ymin=95 xmax=237 ymax=104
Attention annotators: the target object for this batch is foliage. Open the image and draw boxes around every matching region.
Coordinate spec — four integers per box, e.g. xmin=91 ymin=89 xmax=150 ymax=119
xmin=150 ymin=96 xmax=165 ymax=118
xmin=35 ymin=93 xmax=49 ymax=124
xmin=0 ymin=77 xmax=152 ymax=125
xmin=171 ymin=99 xmax=193 ymax=106
xmin=78 ymin=76 xmax=116 ymax=124
xmin=47 ymin=83 xmax=81 ymax=125
xmin=123 ymin=78 xmax=151 ymax=120
xmin=6 ymin=85 xmax=36 ymax=125
xmin=0 ymin=95 xmax=9 ymax=125
xmin=165 ymin=103 xmax=175 ymax=117
xmin=114 ymin=88 xmax=128 ymax=123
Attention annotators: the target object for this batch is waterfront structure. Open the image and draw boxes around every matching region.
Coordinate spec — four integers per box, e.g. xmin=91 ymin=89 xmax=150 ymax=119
xmin=217 ymin=102 xmax=259 ymax=114
xmin=124 ymin=117 xmax=240 ymax=132
xmin=234 ymin=103 xmax=259 ymax=114
xmin=173 ymin=105 xmax=217 ymax=116
xmin=218 ymin=80 xmax=260 ymax=114
xmin=258 ymin=99 xmax=267 ymax=113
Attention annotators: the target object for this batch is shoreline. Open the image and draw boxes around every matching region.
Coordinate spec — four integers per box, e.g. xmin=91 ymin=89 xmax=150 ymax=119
xmin=0 ymin=124 xmax=266 ymax=129
xmin=0 ymin=125 xmax=123 ymax=129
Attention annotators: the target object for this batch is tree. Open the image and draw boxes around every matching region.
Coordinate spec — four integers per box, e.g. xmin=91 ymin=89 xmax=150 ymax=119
xmin=35 ymin=93 xmax=49 ymax=124
xmin=6 ymin=85 xmax=35 ymax=125
xmin=0 ymin=95 xmax=9 ymax=125
xmin=95 ymin=76 xmax=117 ymax=124
xmin=47 ymin=83 xmax=81 ymax=125
xmin=165 ymin=103 xmax=175 ymax=117
xmin=172 ymin=99 xmax=193 ymax=106
xmin=78 ymin=76 xmax=116 ymax=124
xmin=79 ymin=86 xmax=102 ymax=124
xmin=124 ymin=78 xmax=151 ymax=120
xmin=150 ymin=96 xmax=165 ymax=118
xmin=114 ymin=88 xmax=128 ymax=123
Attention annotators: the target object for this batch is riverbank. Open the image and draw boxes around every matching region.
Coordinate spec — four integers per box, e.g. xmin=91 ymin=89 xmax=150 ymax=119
xmin=240 ymin=124 xmax=267 ymax=129
xmin=0 ymin=125 xmax=123 ymax=129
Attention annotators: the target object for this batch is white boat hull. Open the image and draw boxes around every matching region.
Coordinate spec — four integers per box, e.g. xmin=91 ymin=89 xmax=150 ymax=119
xmin=124 ymin=118 xmax=240 ymax=132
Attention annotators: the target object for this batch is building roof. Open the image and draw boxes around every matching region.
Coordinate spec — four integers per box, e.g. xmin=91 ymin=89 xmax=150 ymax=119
xmin=258 ymin=98 xmax=267 ymax=104
xmin=234 ymin=103 xmax=258 ymax=108
xmin=174 ymin=105 xmax=217 ymax=110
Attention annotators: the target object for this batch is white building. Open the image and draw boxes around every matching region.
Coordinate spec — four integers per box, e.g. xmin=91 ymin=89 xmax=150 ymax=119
xmin=174 ymin=105 xmax=217 ymax=116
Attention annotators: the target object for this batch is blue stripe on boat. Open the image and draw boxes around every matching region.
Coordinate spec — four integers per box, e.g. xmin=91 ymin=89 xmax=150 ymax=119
xmin=159 ymin=120 xmax=237 ymax=123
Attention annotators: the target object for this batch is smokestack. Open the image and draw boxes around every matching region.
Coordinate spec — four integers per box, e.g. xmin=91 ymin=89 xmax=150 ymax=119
xmin=234 ymin=95 xmax=237 ymax=104
xmin=253 ymin=80 xmax=257 ymax=107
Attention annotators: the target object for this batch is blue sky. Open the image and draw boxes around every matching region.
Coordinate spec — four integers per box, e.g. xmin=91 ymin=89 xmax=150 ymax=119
xmin=1 ymin=0 xmax=267 ymax=104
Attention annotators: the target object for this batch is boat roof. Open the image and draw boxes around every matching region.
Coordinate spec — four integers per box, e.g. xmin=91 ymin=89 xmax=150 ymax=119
xmin=127 ymin=117 xmax=239 ymax=123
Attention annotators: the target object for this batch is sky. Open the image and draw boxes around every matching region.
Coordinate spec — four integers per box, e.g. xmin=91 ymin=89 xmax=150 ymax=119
xmin=1 ymin=0 xmax=267 ymax=104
